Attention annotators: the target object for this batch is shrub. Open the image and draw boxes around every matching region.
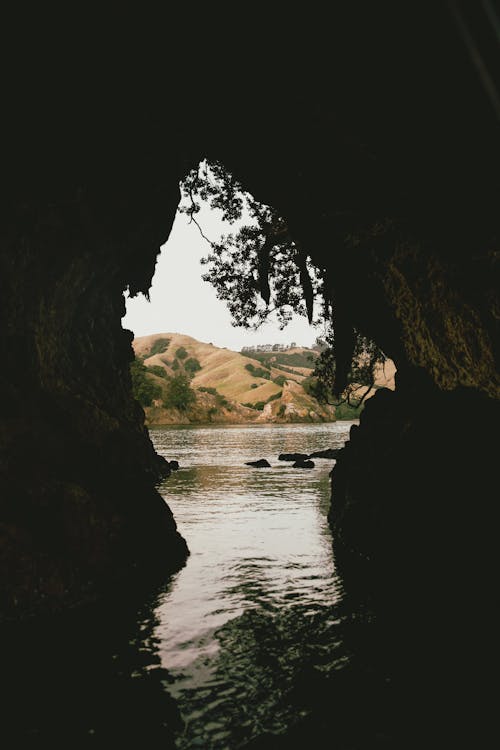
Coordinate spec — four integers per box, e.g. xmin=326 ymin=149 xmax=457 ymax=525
xmin=130 ymin=358 xmax=162 ymax=407
xmin=198 ymin=386 xmax=217 ymax=395
xmin=150 ymin=338 xmax=170 ymax=356
xmin=184 ymin=357 xmax=202 ymax=374
xmin=245 ymin=363 xmax=271 ymax=380
xmin=273 ymin=375 xmax=287 ymax=387
xmin=146 ymin=365 xmax=168 ymax=379
xmin=163 ymin=373 xmax=196 ymax=411
xmin=250 ymin=383 xmax=259 ymax=389
xmin=176 ymin=346 xmax=188 ymax=360
xmin=278 ymin=404 xmax=286 ymax=417
xmin=197 ymin=385 xmax=229 ymax=409
xmin=335 ymin=402 xmax=364 ymax=420
xmin=171 ymin=359 xmax=180 ymax=371
xmin=267 ymin=390 xmax=282 ymax=402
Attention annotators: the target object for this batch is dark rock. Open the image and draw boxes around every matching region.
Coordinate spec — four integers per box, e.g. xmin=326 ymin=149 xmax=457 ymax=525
xmin=308 ymin=448 xmax=341 ymax=459
xmin=278 ymin=453 xmax=309 ymax=462
xmin=168 ymin=460 xmax=179 ymax=471
xmin=292 ymin=460 xmax=315 ymax=468
xmin=245 ymin=459 xmax=271 ymax=468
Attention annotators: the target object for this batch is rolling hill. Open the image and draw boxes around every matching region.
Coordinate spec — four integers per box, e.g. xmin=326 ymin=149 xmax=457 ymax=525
xmin=132 ymin=333 xmax=395 ymax=425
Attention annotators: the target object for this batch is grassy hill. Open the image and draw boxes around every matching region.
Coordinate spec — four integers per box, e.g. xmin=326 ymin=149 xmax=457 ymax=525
xmin=131 ymin=333 xmax=395 ymax=425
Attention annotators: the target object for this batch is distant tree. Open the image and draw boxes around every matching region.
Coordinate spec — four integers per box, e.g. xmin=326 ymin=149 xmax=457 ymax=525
xmin=146 ymin=365 xmax=169 ymax=379
xmin=175 ymin=346 xmax=188 ymax=360
xmin=171 ymin=359 xmax=180 ymax=371
xmin=163 ymin=373 xmax=196 ymax=411
xmin=150 ymin=338 xmax=170 ymax=356
xmin=245 ymin=363 xmax=271 ymax=380
xmin=184 ymin=357 xmax=202 ymax=374
xmin=130 ymin=359 xmax=162 ymax=407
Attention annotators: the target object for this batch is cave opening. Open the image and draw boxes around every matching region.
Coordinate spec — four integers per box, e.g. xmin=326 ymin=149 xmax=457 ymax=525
xmin=2 ymin=4 xmax=500 ymax=744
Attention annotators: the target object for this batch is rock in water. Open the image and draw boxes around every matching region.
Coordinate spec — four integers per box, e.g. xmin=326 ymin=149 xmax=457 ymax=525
xmin=293 ymin=459 xmax=315 ymax=468
xmin=308 ymin=448 xmax=341 ymax=459
xmin=245 ymin=459 xmax=271 ymax=468
xmin=278 ymin=453 xmax=309 ymax=462
xmin=168 ymin=460 xmax=180 ymax=470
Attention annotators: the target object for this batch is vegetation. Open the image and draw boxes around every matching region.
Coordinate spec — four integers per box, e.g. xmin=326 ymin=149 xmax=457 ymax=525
xmin=184 ymin=357 xmax=202 ymax=375
xmin=273 ymin=375 xmax=287 ymax=387
xmin=146 ymin=364 xmax=168 ymax=380
xmin=242 ymin=390 xmax=282 ymax=411
xmin=163 ymin=373 xmax=196 ymax=411
xmin=197 ymin=386 xmax=230 ymax=409
xmin=130 ymin=358 xmax=162 ymax=407
xmin=252 ymin=350 xmax=316 ymax=369
xmin=334 ymin=402 xmax=364 ymax=420
xmin=180 ymin=160 xmax=387 ymax=399
xmin=245 ymin=363 xmax=271 ymax=380
xmin=176 ymin=346 xmax=188 ymax=360
xmin=171 ymin=359 xmax=180 ymax=371
xmin=267 ymin=390 xmax=282 ymax=402
xmin=250 ymin=383 xmax=259 ymax=389
xmin=150 ymin=338 xmax=170 ymax=356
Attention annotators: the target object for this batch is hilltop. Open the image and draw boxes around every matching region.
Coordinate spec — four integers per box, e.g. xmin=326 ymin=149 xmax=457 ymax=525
xmin=132 ymin=333 xmax=395 ymax=425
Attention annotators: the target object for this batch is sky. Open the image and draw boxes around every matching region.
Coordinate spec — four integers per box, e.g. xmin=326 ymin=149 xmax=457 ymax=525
xmin=123 ymin=204 xmax=317 ymax=351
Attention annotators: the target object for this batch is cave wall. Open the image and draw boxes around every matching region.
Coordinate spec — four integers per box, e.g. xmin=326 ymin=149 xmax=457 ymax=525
xmin=1 ymin=4 xmax=499 ymax=621
xmin=0 ymin=159 xmax=190 ymax=618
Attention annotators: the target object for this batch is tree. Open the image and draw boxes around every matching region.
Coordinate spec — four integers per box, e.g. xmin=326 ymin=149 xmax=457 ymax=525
xmin=180 ymin=160 xmax=387 ymax=399
xmin=175 ymin=347 xmax=188 ymax=360
xmin=184 ymin=357 xmax=202 ymax=374
xmin=163 ymin=373 xmax=196 ymax=411
xmin=130 ymin=359 xmax=162 ymax=407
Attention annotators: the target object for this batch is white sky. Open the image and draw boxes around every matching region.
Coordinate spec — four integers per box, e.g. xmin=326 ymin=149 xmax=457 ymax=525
xmin=123 ymin=204 xmax=317 ymax=351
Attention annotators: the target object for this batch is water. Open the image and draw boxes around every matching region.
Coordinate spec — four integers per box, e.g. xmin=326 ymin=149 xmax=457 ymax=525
xmin=149 ymin=422 xmax=356 ymax=747
xmin=1 ymin=422 xmax=394 ymax=747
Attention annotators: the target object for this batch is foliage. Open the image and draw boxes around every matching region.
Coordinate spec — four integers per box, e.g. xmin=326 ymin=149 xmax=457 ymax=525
xmin=150 ymin=338 xmax=170 ymax=356
xmin=163 ymin=373 xmax=196 ymax=411
xmin=180 ymin=160 xmax=386 ymax=397
xmin=197 ymin=386 xmax=229 ymax=409
xmin=184 ymin=357 xmax=202 ymax=374
xmin=250 ymin=383 xmax=259 ymax=389
xmin=130 ymin=358 xmax=162 ymax=407
xmin=334 ymin=401 xmax=364 ymax=420
xmin=171 ymin=359 xmax=180 ymax=371
xmin=273 ymin=375 xmax=288 ymax=387
xmin=146 ymin=365 xmax=168 ymax=380
xmin=245 ymin=363 xmax=271 ymax=380
xmin=313 ymin=330 xmax=386 ymax=407
xmin=267 ymin=390 xmax=282 ymax=402
xmin=277 ymin=404 xmax=286 ymax=417
xmin=176 ymin=347 xmax=188 ymax=360
xmin=252 ymin=350 xmax=316 ymax=369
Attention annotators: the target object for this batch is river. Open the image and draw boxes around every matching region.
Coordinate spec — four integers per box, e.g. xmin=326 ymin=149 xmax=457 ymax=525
xmin=1 ymin=422 xmax=394 ymax=747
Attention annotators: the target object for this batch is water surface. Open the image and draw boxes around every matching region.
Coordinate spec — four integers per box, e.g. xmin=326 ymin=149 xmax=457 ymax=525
xmin=2 ymin=421 xmax=394 ymax=748
xmin=150 ymin=422 xmax=354 ymax=746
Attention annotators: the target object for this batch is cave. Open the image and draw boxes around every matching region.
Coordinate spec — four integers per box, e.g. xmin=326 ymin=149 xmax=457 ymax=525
xmin=1 ymin=5 xmax=499 ymax=746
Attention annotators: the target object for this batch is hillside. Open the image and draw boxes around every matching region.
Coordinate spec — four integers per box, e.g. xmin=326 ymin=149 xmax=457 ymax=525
xmin=132 ymin=333 xmax=395 ymax=425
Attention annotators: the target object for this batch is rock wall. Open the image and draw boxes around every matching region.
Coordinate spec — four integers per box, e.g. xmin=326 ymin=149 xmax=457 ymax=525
xmin=0 ymin=175 xmax=189 ymax=619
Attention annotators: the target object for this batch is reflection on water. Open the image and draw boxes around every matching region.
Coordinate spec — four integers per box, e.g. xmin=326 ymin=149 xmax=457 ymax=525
xmin=1 ymin=422 xmax=395 ymax=747
xmin=152 ymin=423 xmax=350 ymax=677
xmin=149 ymin=422 xmax=358 ymax=746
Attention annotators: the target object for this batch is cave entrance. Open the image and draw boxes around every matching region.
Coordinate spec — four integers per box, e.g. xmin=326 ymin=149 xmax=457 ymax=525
xmin=123 ymin=161 xmax=395 ymax=425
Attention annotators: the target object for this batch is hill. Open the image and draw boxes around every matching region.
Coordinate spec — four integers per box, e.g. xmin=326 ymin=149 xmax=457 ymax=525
xmin=132 ymin=333 xmax=395 ymax=425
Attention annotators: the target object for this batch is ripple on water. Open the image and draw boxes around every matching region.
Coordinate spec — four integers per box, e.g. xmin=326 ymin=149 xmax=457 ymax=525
xmin=149 ymin=422 xmax=356 ymax=746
